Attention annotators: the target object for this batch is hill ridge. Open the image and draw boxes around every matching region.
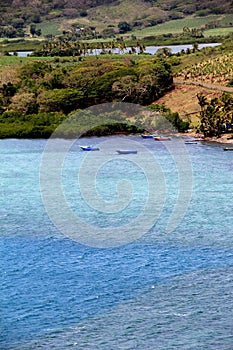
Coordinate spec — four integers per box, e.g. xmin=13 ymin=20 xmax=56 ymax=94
xmin=1 ymin=0 xmax=232 ymax=37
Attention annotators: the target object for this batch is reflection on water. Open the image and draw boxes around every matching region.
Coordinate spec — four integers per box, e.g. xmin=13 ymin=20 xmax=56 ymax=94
xmin=11 ymin=43 xmax=220 ymax=57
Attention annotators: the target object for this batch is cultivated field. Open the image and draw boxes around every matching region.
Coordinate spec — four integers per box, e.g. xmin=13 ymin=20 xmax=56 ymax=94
xmin=175 ymin=52 xmax=233 ymax=86
xmin=127 ymin=14 xmax=233 ymax=38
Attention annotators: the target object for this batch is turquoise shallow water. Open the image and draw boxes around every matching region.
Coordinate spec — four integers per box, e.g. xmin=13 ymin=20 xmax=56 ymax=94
xmin=1 ymin=137 xmax=233 ymax=349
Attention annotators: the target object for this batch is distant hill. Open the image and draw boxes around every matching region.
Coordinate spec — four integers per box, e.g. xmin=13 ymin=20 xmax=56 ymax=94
xmin=0 ymin=0 xmax=233 ymax=38
xmin=0 ymin=0 xmax=115 ymax=25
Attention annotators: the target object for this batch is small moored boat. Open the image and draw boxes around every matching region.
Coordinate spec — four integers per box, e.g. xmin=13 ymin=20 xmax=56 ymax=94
xmin=141 ymin=134 xmax=154 ymax=139
xmin=223 ymin=147 xmax=233 ymax=151
xmin=80 ymin=145 xmax=99 ymax=151
xmin=116 ymin=150 xmax=137 ymax=154
xmin=185 ymin=141 xmax=197 ymax=144
xmin=154 ymin=136 xmax=171 ymax=141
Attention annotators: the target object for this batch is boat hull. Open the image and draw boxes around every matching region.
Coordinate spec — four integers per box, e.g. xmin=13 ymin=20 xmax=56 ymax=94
xmin=141 ymin=135 xmax=154 ymax=139
xmin=80 ymin=146 xmax=99 ymax=151
xmin=154 ymin=137 xmax=171 ymax=141
xmin=116 ymin=150 xmax=137 ymax=154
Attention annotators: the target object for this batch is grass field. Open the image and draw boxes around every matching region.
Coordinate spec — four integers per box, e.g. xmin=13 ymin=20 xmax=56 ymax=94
xmin=36 ymin=21 xmax=62 ymax=36
xmin=32 ymin=13 xmax=233 ymax=47
xmin=126 ymin=15 xmax=233 ymax=38
xmin=204 ymin=27 xmax=233 ymax=37
xmin=0 ymin=39 xmax=44 ymax=52
xmin=71 ymin=0 xmax=157 ymax=32
xmin=1 ymin=12 xmax=232 ymax=52
xmin=0 ymin=55 xmax=54 ymax=70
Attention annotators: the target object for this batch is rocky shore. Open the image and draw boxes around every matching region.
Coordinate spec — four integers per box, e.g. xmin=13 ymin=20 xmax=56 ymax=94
xmin=179 ymin=131 xmax=233 ymax=145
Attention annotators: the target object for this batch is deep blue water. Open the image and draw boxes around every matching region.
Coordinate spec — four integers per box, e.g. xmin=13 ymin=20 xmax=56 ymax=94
xmin=1 ymin=137 xmax=233 ymax=349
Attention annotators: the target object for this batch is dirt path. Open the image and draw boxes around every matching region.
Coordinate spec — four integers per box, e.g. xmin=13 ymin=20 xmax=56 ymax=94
xmin=155 ymin=80 xmax=233 ymax=121
xmin=155 ymin=79 xmax=233 ymax=144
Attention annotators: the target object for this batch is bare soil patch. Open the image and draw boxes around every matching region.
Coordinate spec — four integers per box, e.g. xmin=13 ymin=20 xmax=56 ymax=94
xmin=155 ymin=82 xmax=233 ymax=144
xmin=155 ymin=83 xmax=223 ymax=123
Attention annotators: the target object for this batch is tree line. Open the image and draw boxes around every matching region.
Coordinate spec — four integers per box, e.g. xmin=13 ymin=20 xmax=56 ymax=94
xmin=197 ymin=92 xmax=233 ymax=137
xmin=0 ymin=55 xmax=177 ymax=138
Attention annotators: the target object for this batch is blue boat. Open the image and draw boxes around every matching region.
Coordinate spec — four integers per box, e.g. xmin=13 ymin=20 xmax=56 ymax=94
xmin=80 ymin=145 xmax=100 ymax=151
xmin=141 ymin=134 xmax=154 ymax=139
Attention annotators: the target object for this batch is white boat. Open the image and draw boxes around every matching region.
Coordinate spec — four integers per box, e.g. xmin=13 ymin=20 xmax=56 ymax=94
xmin=80 ymin=145 xmax=99 ymax=151
xmin=116 ymin=150 xmax=137 ymax=154
xmin=223 ymin=147 xmax=233 ymax=151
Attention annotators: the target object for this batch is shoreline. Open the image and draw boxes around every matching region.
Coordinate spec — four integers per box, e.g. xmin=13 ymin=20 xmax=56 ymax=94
xmin=1 ymin=131 xmax=233 ymax=144
xmin=179 ymin=131 xmax=233 ymax=145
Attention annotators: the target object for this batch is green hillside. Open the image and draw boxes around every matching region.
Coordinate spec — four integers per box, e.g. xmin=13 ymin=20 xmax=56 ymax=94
xmin=0 ymin=0 xmax=232 ymax=40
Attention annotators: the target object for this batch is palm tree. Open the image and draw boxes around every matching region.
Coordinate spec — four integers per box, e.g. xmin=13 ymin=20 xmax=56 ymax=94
xmin=192 ymin=42 xmax=199 ymax=53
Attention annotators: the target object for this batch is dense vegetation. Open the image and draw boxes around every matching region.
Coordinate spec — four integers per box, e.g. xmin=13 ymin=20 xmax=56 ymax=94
xmin=147 ymin=103 xmax=189 ymax=133
xmin=1 ymin=37 xmax=233 ymax=139
xmin=0 ymin=0 xmax=233 ymax=140
xmin=175 ymin=36 xmax=233 ymax=138
xmin=0 ymin=55 xmax=174 ymax=138
xmin=0 ymin=0 xmax=232 ymax=39
xmin=197 ymin=92 xmax=233 ymax=137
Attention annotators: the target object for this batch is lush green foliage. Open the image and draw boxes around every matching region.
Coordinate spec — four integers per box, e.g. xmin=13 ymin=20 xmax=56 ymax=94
xmin=197 ymin=92 xmax=233 ymax=137
xmin=0 ymin=111 xmax=66 ymax=138
xmin=82 ymin=122 xmax=144 ymax=137
xmin=0 ymin=55 xmax=173 ymax=138
xmin=0 ymin=0 xmax=232 ymax=40
xmin=147 ymin=104 xmax=190 ymax=132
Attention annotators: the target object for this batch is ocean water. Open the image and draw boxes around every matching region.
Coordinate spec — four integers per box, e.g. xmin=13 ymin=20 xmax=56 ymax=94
xmin=1 ymin=136 xmax=233 ymax=349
